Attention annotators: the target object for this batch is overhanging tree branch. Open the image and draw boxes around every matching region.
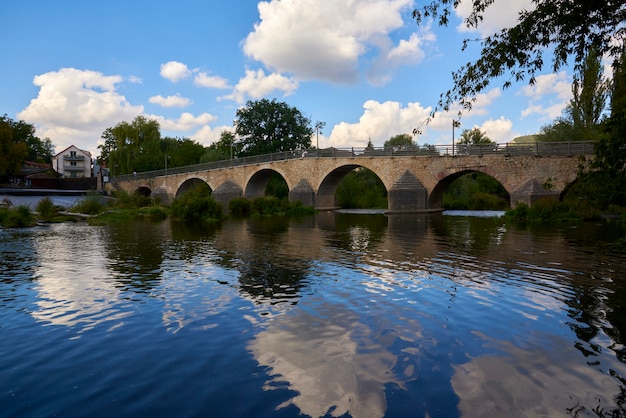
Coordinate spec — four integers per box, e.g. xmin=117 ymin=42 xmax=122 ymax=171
xmin=414 ymin=0 xmax=626 ymax=112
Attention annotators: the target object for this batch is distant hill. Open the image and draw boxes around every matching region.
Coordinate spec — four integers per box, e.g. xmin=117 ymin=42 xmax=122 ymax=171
xmin=510 ymin=134 xmax=539 ymax=144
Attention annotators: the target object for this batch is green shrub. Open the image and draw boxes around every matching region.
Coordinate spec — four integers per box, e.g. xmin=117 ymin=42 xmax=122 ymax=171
xmin=562 ymin=170 xmax=626 ymax=218
xmin=0 ymin=205 xmax=35 ymax=228
xmin=170 ymin=188 xmax=222 ymax=223
xmin=229 ymin=198 xmax=252 ymax=217
xmin=505 ymin=199 xmax=582 ymax=223
xmin=468 ymin=192 xmax=509 ymax=210
xmin=286 ymin=200 xmax=316 ymax=216
xmin=442 ymin=195 xmax=469 ymax=209
xmin=505 ymin=203 xmax=530 ymax=222
xmin=230 ymin=196 xmax=314 ymax=218
xmin=36 ymin=197 xmax=59 ymax=222
xmin=111 ymin=189 xmax=154 ymax=209
xmin=144 ymin=206 xmax=168 ymax=221
xmin=252 ymin=196 xmax=285 ymax=216
xmin=71 ymin=194 xmax=108 ymax=215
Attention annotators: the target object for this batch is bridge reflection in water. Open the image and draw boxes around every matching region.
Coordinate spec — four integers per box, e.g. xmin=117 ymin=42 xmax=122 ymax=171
xmin=109 ymin=141 xmax=595 ymax=213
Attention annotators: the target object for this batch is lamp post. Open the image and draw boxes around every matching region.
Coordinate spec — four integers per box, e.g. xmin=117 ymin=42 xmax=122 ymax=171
xmin=164 ymin=154 xmax=170 ymax=173
xmin=314 ymin=121 xmax=325 ymax=158
xmin=231 ymin=120 xmax=237 ymax=163
xmin=452 ymin=119 xmax=460 ymax=156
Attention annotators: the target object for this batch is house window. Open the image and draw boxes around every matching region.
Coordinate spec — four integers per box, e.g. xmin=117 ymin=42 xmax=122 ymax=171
xmin=71 ymin=162 xmax=77 ymax=166
xmin=70 ymin=151 xmax=77 ymax=157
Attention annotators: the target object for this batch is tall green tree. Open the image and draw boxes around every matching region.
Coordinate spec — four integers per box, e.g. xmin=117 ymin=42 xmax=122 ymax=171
xmin=234 ymin=99 xmax=313 ymax=157
xmin=538 ymin=47 xmax=609 ymax=142
xmin=160 ymin=136 xmax=206 ymax=168
xmin=97 ymin=127 xmax=116 ymax=167
xmin=0 ymin=116 xmax=28 ymax=180
xmin=458 ymin=127 xmax=493 ymax=145
xmin=413 ymin=1 xmax=626 ymax=113
xmin=384 ymin=133 xmax=415 ymax=149
xmin=537 ymin=118 xmax=577 ymax=142
xmin=563 ymin=49 xmax=626 ymax=211
xmin=26 ymin=136 xmax=54 ymax=164
xmin=594 ymin=49 xmax=626 ymax=174
xmin=570 ymin=47 xmax=610 ymax=130
xmin=103 ymin=116 xmax=161 ymax=175
xmin=200 ymin=131 xmax=236 ymax=163
xmin=0 ymin=115 xmax=53 ymax=180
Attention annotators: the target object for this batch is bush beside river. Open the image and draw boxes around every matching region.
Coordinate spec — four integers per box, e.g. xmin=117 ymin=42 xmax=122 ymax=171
xmin=0 ymin=188 xmax=315 ymax=228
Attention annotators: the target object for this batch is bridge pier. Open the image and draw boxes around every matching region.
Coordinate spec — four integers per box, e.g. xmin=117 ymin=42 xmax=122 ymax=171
xmin=314 ymin=193 xmax=338 ymax=211
xmin=212 ymin=180 xmax=243 ymax=209
xmin=289 ymin=180 xmax=316 ymax=207
xmin=510 ymin=179 xmax=559 ymax=207
xmin=387 ymin=170 xmax=429 ymax=213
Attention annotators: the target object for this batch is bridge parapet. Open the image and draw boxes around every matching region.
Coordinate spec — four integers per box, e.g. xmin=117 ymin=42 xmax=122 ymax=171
xmin=108 ymin=141 xmax=595 ymax=212
xmin=111 ymin=141 xmax=595 ymax=182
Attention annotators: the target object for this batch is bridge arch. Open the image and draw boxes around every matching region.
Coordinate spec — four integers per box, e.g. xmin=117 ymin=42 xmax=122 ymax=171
xmin=245 ymin=168 xmax=289 ymax=199
xmin=315 ymin=164 xmax=388 ymax=210
xmin=136 ymin=186 xmax=152 ymax=197
xmin=428 ymin=169 xmax=511 ymax=209
xmin=175 ymin=178 xmax=212 ymax=199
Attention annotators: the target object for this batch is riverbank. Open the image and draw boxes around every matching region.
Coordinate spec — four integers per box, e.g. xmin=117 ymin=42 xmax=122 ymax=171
xmin=0 ymin=188 xmax=91 ymax=196
xmin=0 ymin=193 xmax=86 ymax=210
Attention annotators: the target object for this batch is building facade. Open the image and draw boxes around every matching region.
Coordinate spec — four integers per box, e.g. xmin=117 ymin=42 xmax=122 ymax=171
xmin=53 ymin=145 xmax=92 ymax=178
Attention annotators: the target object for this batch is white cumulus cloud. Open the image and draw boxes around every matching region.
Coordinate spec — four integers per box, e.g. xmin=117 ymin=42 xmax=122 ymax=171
xmin=220 ymin=69 xmax=298 ymax=104
xmin=326 ymin=87 xmax=511 ymax=149
xmin=192 ymin=124 xmax=234 ymax=147
xmin=520 ymin=71 xmax=572 ymax=121
xmin=160 ymin=61 xmax=192 ymax=82
xmin=149 ymin=94 xmax=192 ymax=108
xmin=194 ymin=72 xmax=231 ymax=89
xmin=243 ymin=0 xmax=430 ymax=84
xmin=17 ymin=68 xmax=143 ymax=155
xmin=455 ymin=0 xmax=535 ymax=37
xmin=151 ymin=112 xmax=217 ymax=132
xmin=478 ymin=117 xmax=516 ymax=143
xmin=327 ymin=100 xmax=433 ymax=148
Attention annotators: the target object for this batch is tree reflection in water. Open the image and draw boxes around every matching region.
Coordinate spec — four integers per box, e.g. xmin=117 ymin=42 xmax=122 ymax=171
xmin=10 ymin=212 xmax=625 ymax=417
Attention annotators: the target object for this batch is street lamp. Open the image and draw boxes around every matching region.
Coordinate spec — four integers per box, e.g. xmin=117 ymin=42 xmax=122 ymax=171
xmin=164 ymin=154 xmax=170 ymax=173
xmin=452 ymin=119 xmax=460 ymax=156
xmin=231 ymin=120 xmax=236 ymax=163
xmin=315 ymin=121 xmax=325 ymax=157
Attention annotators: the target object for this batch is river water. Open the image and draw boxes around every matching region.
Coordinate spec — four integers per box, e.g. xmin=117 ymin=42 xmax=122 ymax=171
xmin=1 ymin=212 xmax=626 ymax=418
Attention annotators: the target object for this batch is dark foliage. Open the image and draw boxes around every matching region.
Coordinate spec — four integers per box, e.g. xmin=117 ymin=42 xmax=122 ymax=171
xmin=336 ymin=168 xmax=387 ymax=209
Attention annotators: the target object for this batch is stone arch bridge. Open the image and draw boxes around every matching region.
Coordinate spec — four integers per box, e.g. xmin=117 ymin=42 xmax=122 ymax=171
xmin=108 ymin=142 xmax=594 ymax=212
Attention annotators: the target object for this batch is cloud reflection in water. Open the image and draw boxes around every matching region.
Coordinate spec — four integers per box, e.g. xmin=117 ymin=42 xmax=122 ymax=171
xmin=249 ymin=307 xmax=421 ymax=418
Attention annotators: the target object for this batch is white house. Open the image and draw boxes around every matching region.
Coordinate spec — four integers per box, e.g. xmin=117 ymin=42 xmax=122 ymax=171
xmin=52 ymin=145 xmax=92 ymax=178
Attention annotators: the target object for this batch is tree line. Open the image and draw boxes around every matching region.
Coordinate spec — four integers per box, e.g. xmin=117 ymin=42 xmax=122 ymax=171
xmin=97 ymin=98 xmax=316 ymax=176
xmin=0 ymin=115 xmax=54 ymax=183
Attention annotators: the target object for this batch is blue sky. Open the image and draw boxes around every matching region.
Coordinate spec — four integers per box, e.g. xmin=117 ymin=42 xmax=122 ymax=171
xmin=1 ymin=0 xmax=574 ymax=157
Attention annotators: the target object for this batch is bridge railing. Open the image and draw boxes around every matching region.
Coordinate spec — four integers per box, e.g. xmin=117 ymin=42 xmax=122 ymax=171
xmin=111 ymin=140 xmax=596 ymax=182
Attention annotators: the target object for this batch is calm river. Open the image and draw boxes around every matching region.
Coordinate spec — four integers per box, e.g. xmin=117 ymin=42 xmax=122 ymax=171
xmin=1 ymin=212 xmax=626 ymax=418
